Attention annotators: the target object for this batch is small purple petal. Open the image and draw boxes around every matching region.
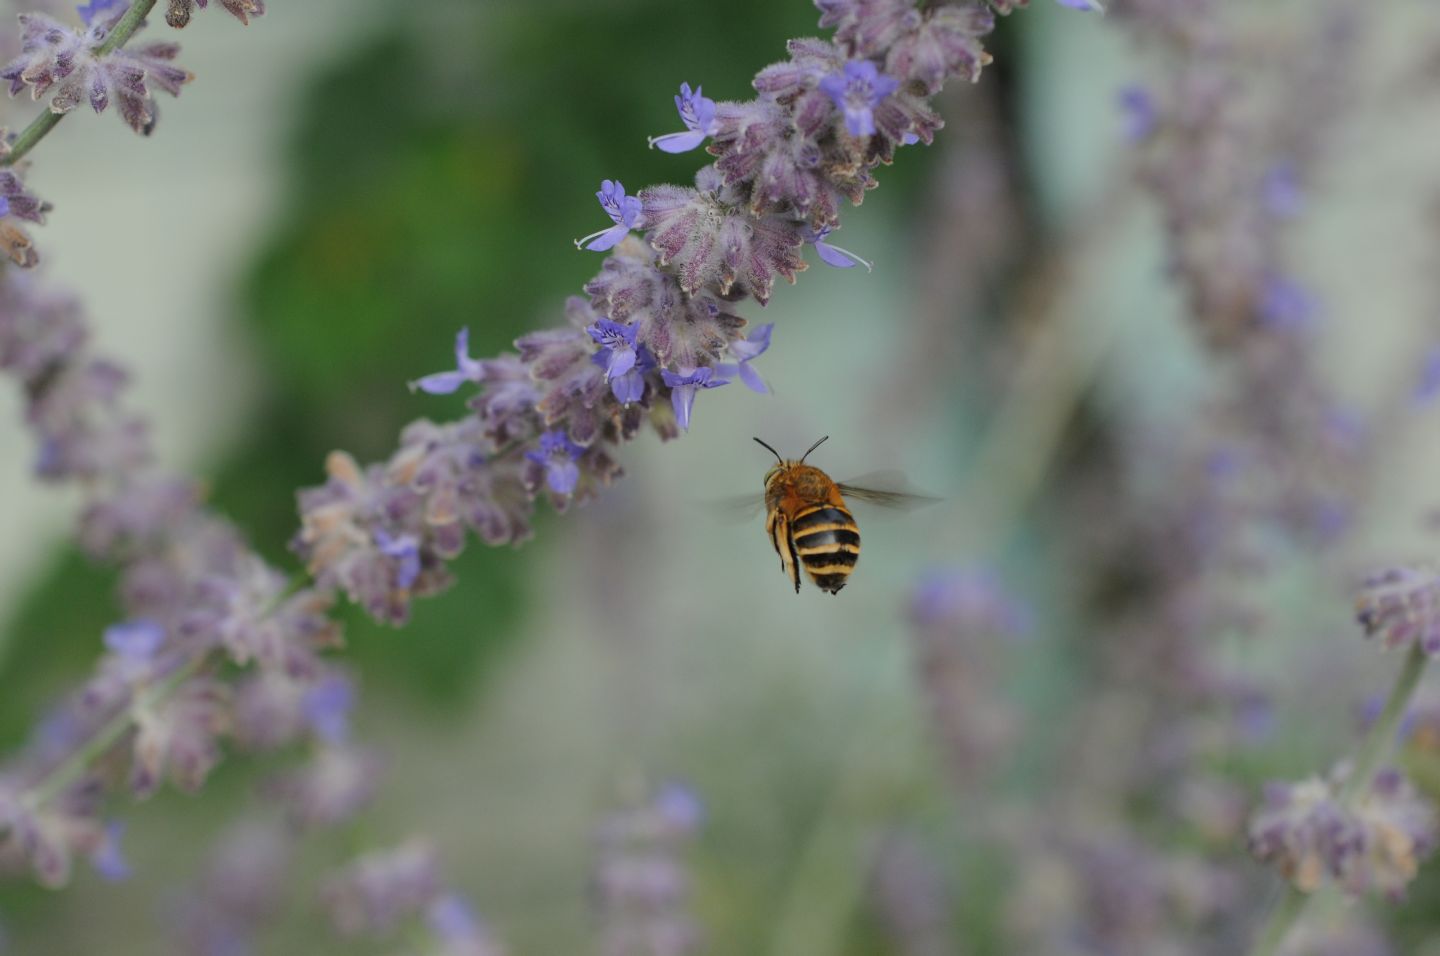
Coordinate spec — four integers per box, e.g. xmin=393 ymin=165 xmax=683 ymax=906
xmin=738 ymin=361 xmax=768 ymax=394
xmin=652 ymin=130 xmax=707 ymax=154
xmin=583 ymin=223 xmax=631 ymax=252
xmin=1055 ymin=0 xmax=1104 ymax=10
xmin=730 ymin=323 xmax=773 ymax=362
xmin=302 ymin=675 xmax=355 ymax=745
xmin=104 ymin=620 xmax=164 ymax=660
xmin=611 ymin=369 xmax=645 ymax=404
xmin=91 ymin=821 xmax=131 ymax=882
xmin=1117 ymin=86 xmax=1156 ymax=142
xmin=1416 ymin=346 xmax=1440 ymax=403
xmin=412 ymin=370 xmax=469 ymax=395
xmin=546 ymin=459 xmax=580 ymax=496
xmin=817 ymin=240 xmax=861 ymax=269
xmin=428 ymin=894 xmax=481 ymax=942
xmin=373 ymin=529 xmax=421 ymax=590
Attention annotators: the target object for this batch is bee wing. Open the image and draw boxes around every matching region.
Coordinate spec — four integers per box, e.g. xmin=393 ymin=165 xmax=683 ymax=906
xmin=836 ymin=471 xmax=940 ymax=511
xmin=702 ymin=493 xmax=767 ymax=524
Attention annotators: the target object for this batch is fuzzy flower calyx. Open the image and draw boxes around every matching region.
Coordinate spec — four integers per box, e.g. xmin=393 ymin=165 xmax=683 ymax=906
xmin=650 ymin=82 xmax=719 ymax=154
xmin=576 ymin=180 xmax=644 ymax=252
xmin=1356 ymin=566 xmax=1440 ymax=657
xmin=165 ymin=0 xmax=267 ymax=29
xmin=1 ymin=13 xmax=194 ymax=135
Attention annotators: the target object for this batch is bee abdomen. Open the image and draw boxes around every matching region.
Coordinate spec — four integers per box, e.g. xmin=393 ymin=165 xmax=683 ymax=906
xmin=793 ymin=506 xmax=859 ymax=594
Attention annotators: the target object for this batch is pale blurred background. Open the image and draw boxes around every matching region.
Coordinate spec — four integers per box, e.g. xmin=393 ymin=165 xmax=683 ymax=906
xmin=2 ymin=1 xmax=1440 ymax=953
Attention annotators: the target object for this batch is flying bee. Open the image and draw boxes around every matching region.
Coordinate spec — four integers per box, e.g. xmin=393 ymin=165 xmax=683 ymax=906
xmin=752 ymin=435 xmax=935 ymax=595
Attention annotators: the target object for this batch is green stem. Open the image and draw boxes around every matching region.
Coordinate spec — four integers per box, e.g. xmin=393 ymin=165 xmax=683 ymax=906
xmin=24 ymin=651 xmax=208 ymax=811
xmin=2 ymin=0 xmax=159 ymax=167
xmin=1248 ymin=642 xmax=1430 ymax=956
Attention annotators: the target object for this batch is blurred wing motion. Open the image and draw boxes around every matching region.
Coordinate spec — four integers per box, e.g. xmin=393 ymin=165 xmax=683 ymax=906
xmin=704 ymin=493 xmax=766 ymax=524
xmin=835 ymin=470 xmax=941 ymax=510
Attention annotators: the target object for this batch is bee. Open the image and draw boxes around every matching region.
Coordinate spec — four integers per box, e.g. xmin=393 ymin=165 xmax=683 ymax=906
xmin=753 ymin=435 xmax=934 ymax=595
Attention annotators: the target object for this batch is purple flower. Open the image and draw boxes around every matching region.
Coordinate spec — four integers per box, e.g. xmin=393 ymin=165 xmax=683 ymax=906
xmin=428 ymin=893 xmax=488 ymax=944
xmin=90 ymin=821 xmax=130 ymax=882
xmin=587 ymin=319 xmax=640 ymax=379
xmin=649 ymin=82 xmax=719 ymax=154
xmin=1416 ymin=345 xmax=1440 ymax=403
xmin=373 ymin=529 xmax=420 ymax=591
xmin=302 ymin=674 xmax=355 ymax=745
xmin=1262 ymin=161 xmax=1304 ymax=219
xmin=589 ymin=328 xmax=657 ymax=406
xmin=716 ymin=323 xmax=773 ymax=394
xmin=819 ymin=60 xmax=900 ymax=138
xmin=103 ymin=619 xmax=164 ymax=660
xmin=1258 ymin=275 xmax=1318 ymax=330
xmin=1055 ymin=0 xmax=1104 ymax=10
xmin=1117 ymin=85 xmax=1156 ymax=142
xmin=76 ymin=0 xmax=124 ymax=24
xmin=410 ymin=327 xmax=484 ymax=395
xmin=654 ymin=782 xmax=704 ymax=834
xmin=660 ymin=366 xmax=729 ymax=431
xmin=526 ymin=430 xmax=585 ymax=496
xmin=574 ymin=180 xmax=644 ymax=252
xmin=803 ymin=225 xmax=872 ymax=271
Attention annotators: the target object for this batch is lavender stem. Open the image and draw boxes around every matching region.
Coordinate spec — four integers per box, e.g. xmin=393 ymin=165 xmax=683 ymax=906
xmin=1249 ymin=642 xmax=1429 ymax=956
xmin=3 ymin=0 xmax=159 ymax=167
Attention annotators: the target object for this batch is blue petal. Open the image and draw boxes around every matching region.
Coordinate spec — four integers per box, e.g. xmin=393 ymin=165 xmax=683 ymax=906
xmin=738 ymin=361 xmax=768 ymax=394
xmin=547 ymin=460 xmax=580 ymax=496
xmin=653 ymin=130 xmax=707 ymax=153
xmin=671 ymin=384 xmax=697 ymax=430
xmin=611 ymin=369 xmax=645 ymax=404
xmin=412 ymin=370 xmax=469 ymax=394
xmin=584 ymin=223 xmax=631 ymax=252
xmin=606 ymin=346 xmax=637 ymax=380
xmin=816 ymin=241 xmax=860 ymax=269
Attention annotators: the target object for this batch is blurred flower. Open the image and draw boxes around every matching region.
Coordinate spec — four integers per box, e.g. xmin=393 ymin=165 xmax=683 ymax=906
xmin=167 ymin=821 xmax=290 ymax=956
xmin=1257 ymin=274 xmax=1319 ymax=330
xmin=1262 ymin=161 xmax=1304 ymax=219
xmin=576 ymin=180 xmax=644 ymax=252
xmin=1117 ymin=85 xmax=1156 ymax=142
xmin=819 ymin=59 xmax=899 ymax=137
xmin=1356 ymin=566 xmax=1440 ymax=657
xmin=1055 ymin=0 xmax=1104 ymax=11
xmin=715 ymin=323 xmax=773 ymax=394
xmin=411 ymin=327 xmax=484 ymax=395
xmin=130 ymin=678 xmax=232 ymax=797
xmin=302 ymin=673 xmax=354 ymax=745
xmin=76 ymin=0 xmax=124 ymax=25
xmin=267 ymin=745 xmax=382 ymax=829
xmin=373 ymin=529 xmax=421 ymax=591
xmin=525 ymin=430 xmax=585 ymax=496
xmin=323 ymin=839 xmax=440 ymax=937
xmin=1415 ymin=345 xmax=1440 ymax=404
xmin=661 ymin=366 xmax=728 ymax=431
xmin=89 ymin=821 xmax=129 ymax=882
xmin=594 ymin=784 xmax=703 ymax=956
xmin=1248 ymin=767 xmax=1438 ymax=898
xmin=103 ymin=619 xmax=163 ymax=661
xmin=649 ymin=82 xmax=719 ymax=153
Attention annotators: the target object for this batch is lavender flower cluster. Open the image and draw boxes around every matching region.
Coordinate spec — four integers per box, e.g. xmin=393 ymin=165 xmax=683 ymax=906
xmin=299 ymin=0 xmax=1047 ymax=627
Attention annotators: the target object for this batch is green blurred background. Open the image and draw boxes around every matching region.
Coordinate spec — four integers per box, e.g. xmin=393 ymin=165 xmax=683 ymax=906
xmin=2 ymin=0 xmax=1440 ymax=953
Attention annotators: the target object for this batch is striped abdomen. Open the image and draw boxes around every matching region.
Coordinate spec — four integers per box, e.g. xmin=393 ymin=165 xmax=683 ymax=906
xmin=790 ymin=505 xmax=859 ymax=594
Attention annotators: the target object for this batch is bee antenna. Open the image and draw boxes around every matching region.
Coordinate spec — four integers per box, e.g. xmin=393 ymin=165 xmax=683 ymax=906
xmin=800 ymin=435 xmax=830 ymax=463
xmin=752 ymin=437 xmax=783 ymax=462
